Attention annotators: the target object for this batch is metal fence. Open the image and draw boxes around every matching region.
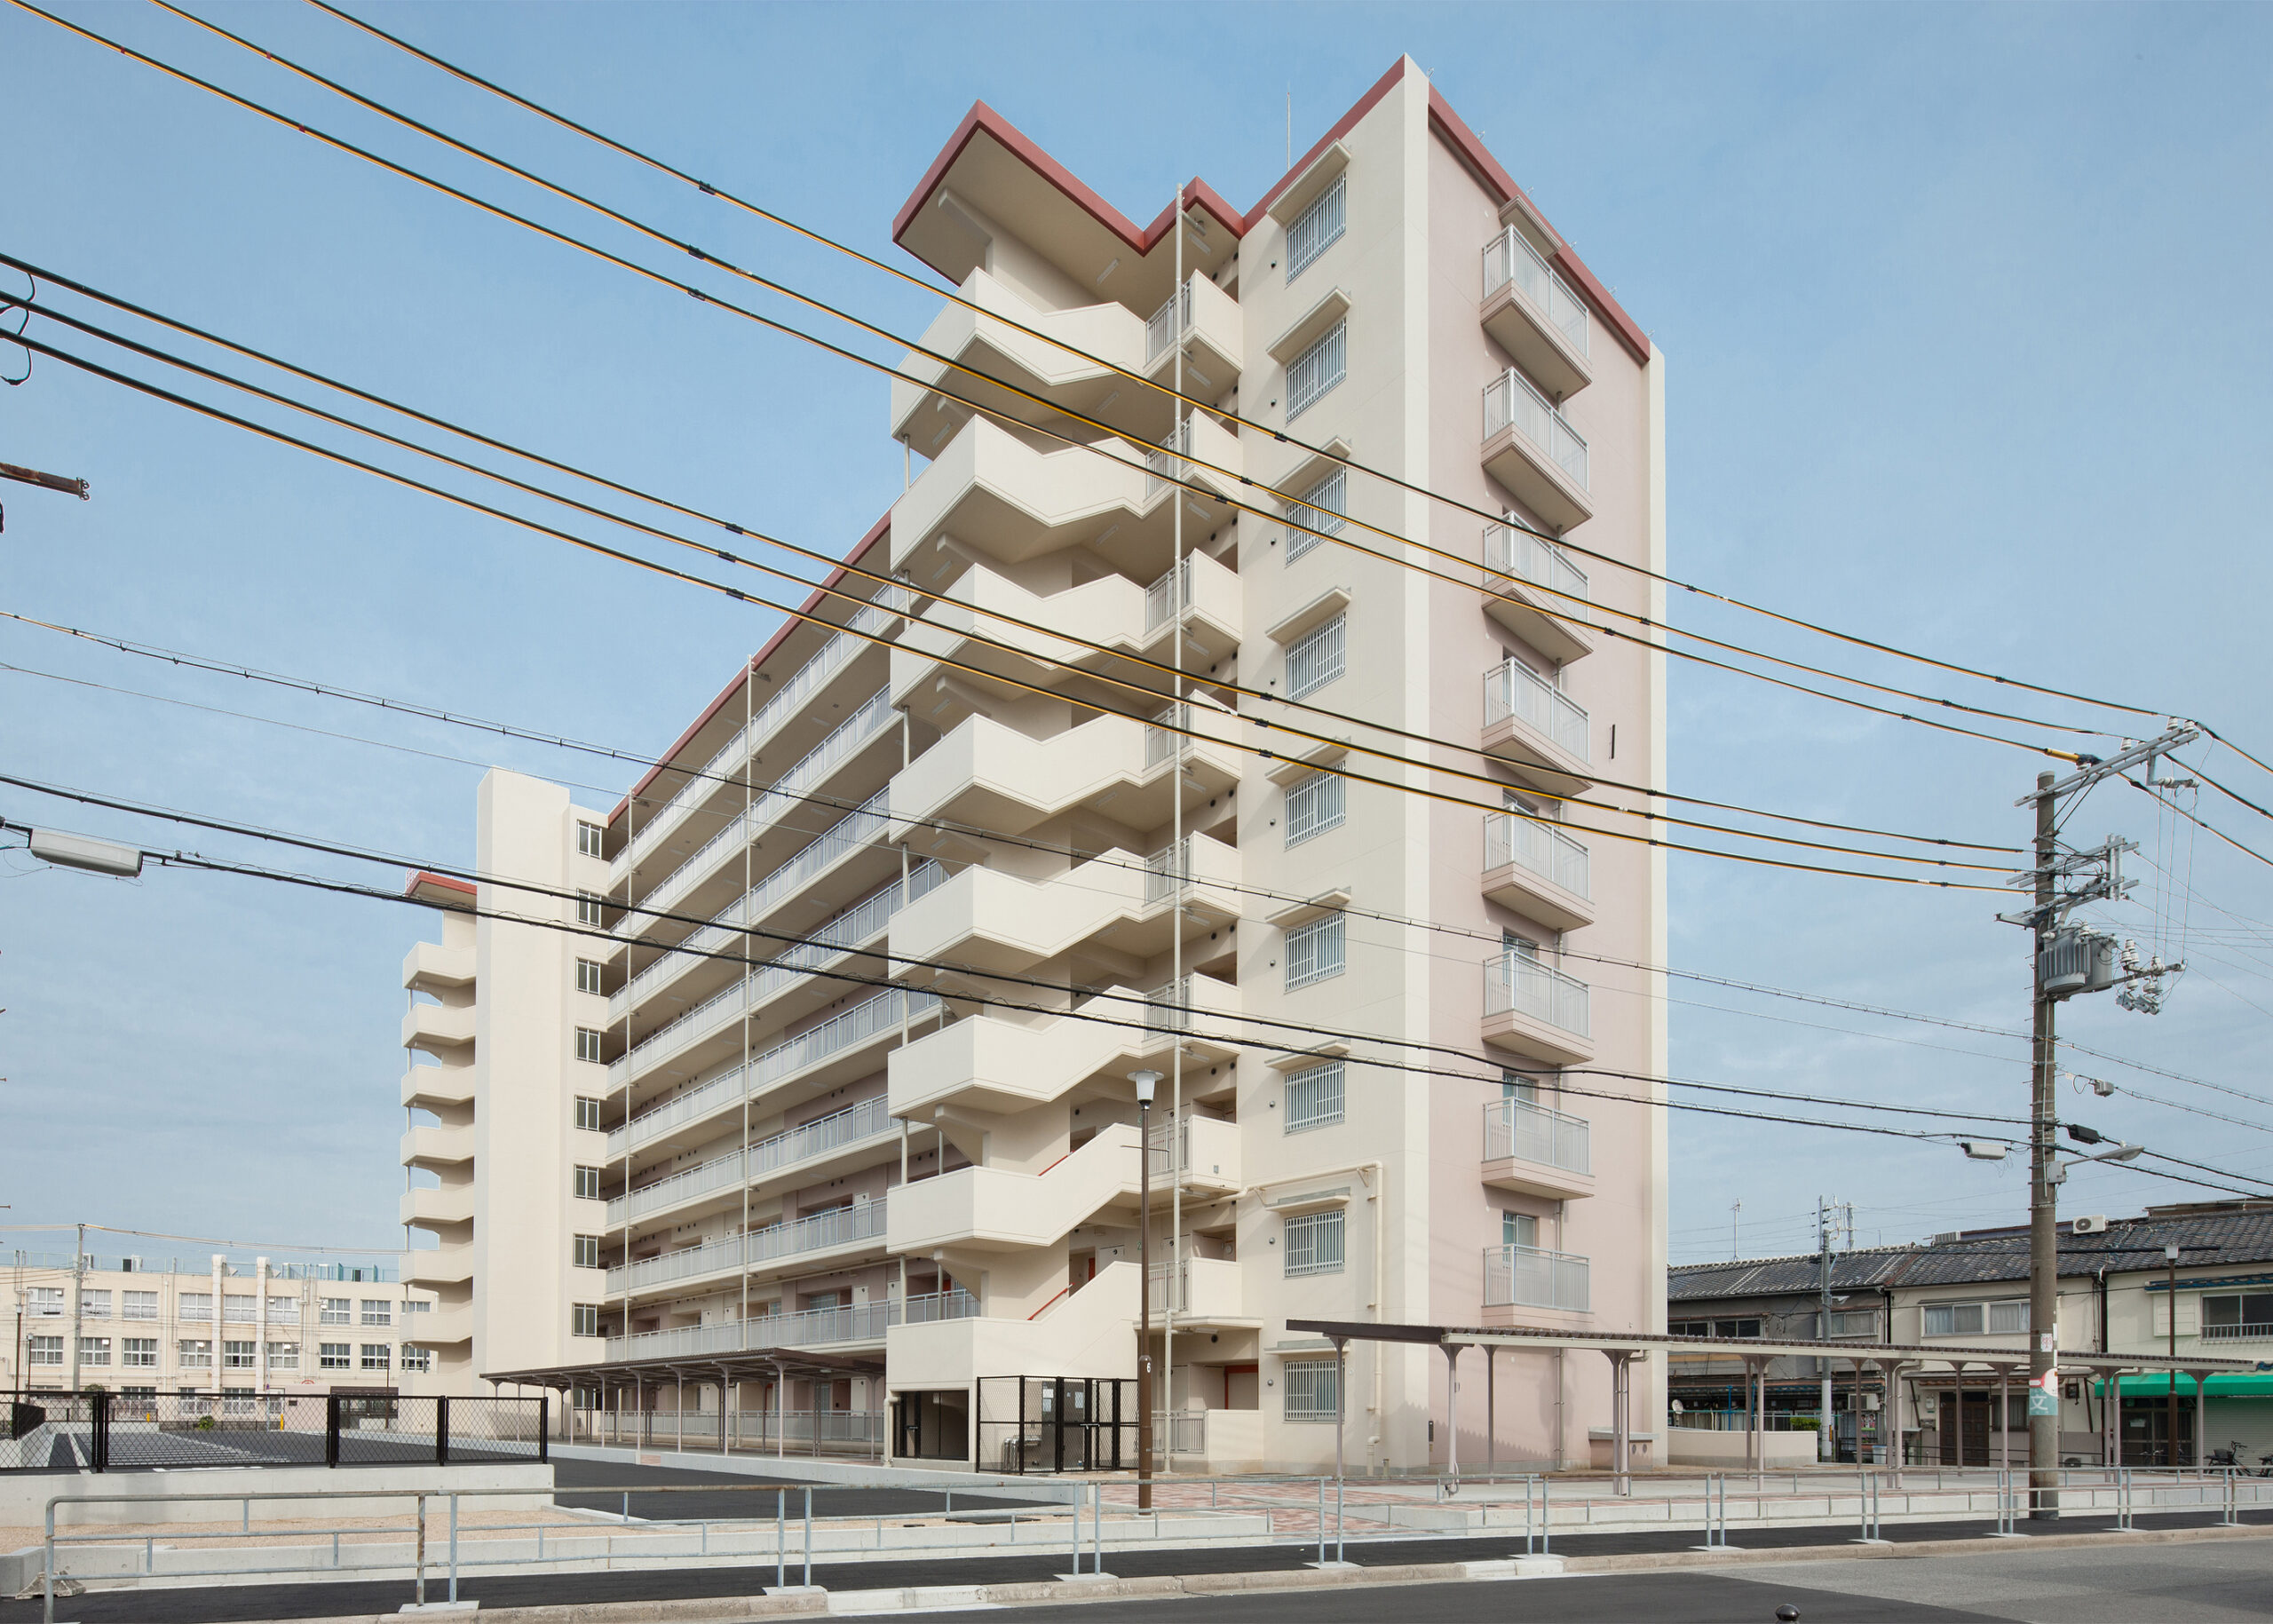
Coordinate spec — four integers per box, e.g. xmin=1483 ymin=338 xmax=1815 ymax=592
xmin=975 ymin=1376 xmax=1139 ymax=1475
xmin=1 ymin=1390 xmax=546 ymax=1472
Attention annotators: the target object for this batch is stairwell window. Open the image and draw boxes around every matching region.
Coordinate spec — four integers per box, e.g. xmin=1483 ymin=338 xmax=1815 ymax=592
xmin=1284 ymin=1208 xmax=1345 ymax=1277
xmin=1283 ymin=1355 xmax=1341 ymax=1422
xmin=1285 ymin=467 xmax=1346 ymax=563
xmin=574 ymin=1234 xmax=601 ymax=1269
xmin=1285 ymin=914 xmax=1346 ymax=991
xmin=575 ymin=1027 xmax=605 ymax=1064
xmin=577 ymin=821 xmax=604 ymax=858
xmin=1285 ymin=1060 xmax=1345 ymax=1133
xmin=1287 ymin=174 xmax=1346 ymax=281
xmin=1285 ymin=770 xmax=1345 ymax=847
xmin=571 ymin=1303 xmax=600 ymax=1338
xmin=576 ymin=891 xmax=605 ymax=926
xmin=576 ymin=958 xmax=604 ymax=994
xmin=574 ymin=1165 xmax=602 ymax=1201
xmin=1285 ymin=613 xmax=1346 ymax=700
xmin=1286 ymin=320 xmax=1347 ymax=421
xmin=574 ymin=1096 xmax=603 ymax=1131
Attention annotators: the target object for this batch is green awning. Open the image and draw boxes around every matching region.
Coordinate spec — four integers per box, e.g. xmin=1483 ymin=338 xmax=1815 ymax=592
xmin=2108 ymin=1373 xmax=2273 ymax=1397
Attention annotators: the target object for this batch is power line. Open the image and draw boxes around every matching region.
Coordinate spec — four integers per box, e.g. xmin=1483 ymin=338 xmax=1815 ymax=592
xmin=6 ymin=8 xmax=2126 ymax=767
xmin=4 ymin=328 xmax=2018 ymax=895
xmin=0 ymin=258 xmax=2027 ymax=865
xmin=286 ymin=0 xmax=2174 ymax=731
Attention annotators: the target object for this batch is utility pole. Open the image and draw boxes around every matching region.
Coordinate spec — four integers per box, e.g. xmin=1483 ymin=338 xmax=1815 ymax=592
xmin=67 ymin=1221 xmax=84 ymax=1393
xmin=2007 ymin=725 xmax=2196 ymax=1517
xmin=1730 ymin=1200 xmax=1741 ymax=1261
xmin=1818 ymin=1198 xmax=1834 ymax=1462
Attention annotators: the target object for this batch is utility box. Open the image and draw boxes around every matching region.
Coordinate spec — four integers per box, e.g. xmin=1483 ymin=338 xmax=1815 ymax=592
xmin=2039 ymin=930 xmax=2118 ymax=999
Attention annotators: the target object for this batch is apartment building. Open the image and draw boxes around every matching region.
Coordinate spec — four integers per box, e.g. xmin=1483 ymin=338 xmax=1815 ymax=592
xmin=4 ymin=1248 xmax=436 ymax=1400
xmin=400 ymin=56 xmax=1669 ymax=1473
xmin=1666 ymin=1203 xmax=2273 ymax=1466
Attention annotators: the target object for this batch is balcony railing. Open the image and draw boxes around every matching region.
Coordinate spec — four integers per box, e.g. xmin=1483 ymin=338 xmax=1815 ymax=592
xmin=2200 ymin=1323 xmax=2273 ymax=1342
xmin=607 ymin=985 xmax=936 ymax=1159
xmin=1483 ymin=368 xmax=1588 ymax=489
xmin=1144 ymin=418 xmax=1193 ymax=501
xmin=1484 ymin=1241 xmax=1590 ymax=1313
xmin=606 ymin=1298 xmax=896 ymax=1362
xmin=1483 ymin=951 xmax=1590 ymax=1039
xmin=1143 ymin=836 xmax=1193 ymax=905
xmin=1483 ymin=811 xmax=1590 ymax=899
xmin=1483 ymin=658 xmax=1590 ymax=763
xmin=1483 ymin=521 xmax=1588 ymax=610
xmin=901 ymin=1287 xmax=982 ymax=1326
xmin=1481 ymin=226 xmax=1590 ymax=356
xmin=1144 ymin=557 xmax=1193 ymax=633
xmin=1144 ymin=284 xmax=1193 ymax=364
xmin=608 ymin=1196 xmax=888 ymax=1294
xmin=1483 ymin=1097 xmax=1591 ymax=1176
xmin=612 ymin=1094 xmax=895 ymax=1227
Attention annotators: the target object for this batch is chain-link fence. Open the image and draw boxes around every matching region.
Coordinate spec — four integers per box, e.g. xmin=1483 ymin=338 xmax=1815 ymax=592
xmin=1 ymin=1390 xmax=547 ymax=1471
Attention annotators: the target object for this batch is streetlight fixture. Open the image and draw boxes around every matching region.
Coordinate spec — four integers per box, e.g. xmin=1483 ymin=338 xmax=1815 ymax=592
xmin=2166 ymin=1240 xmax=2182 ymax=1470
xmin=1129 ymin=1069 xmax=1162 ymax=1511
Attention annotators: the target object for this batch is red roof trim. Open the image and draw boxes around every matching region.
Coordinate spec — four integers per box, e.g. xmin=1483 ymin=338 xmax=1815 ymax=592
xmin=1424 ymin=88 xmax=1650 ymax=365
xmin=606 ymin=511 xmax=893 ymax=827
xmin=405 ymin=870 xmax=476 ymax=899
xmin=1243 ymin=58 xmax=1413 ymax=228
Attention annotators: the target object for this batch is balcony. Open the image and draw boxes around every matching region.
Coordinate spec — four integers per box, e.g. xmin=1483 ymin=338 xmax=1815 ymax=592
xmin=1147 ymin=1113 xmax=1242 ymax=1195
xmin=1481 ymin=522 xmax=1594 ymax=665
xmin=400 ymin=1001 xmax=475 ymax=1056
xmin=1148 ymin=1256 xmax=1248 ymax=1327
xmin=404 ymin=1248 xmax=474 ymax=1289
xmin=1144 ymin=273 xmax=1243 ymax=398
xmin=1482 ymin=812 xmax=1593 ymax=932
xmin=408 ymin=1303 xmax=474 ymax=1347
xmin=892 ymin=835 xmax=1238 ymax=986
xmin=889 ymin=1123 xmax=1144 ymax=1254
xmin=1481 ymin=368 xmax=1592 ymax=534
xmin=606 ymin=1299 xmax=893 ymax=1364
xmin=609 ymin=1197 xmax=889 ymax=1299
xmin=1141 ymin=412 xmax=1245 ymax=511
xmin=399 ymin=1123 xmax=474 ymax=1173
xmin=1481 ymin=658 xmax=1592 ymax=792
xmin=891 ymin=551 xmax=1241 ymax=729
xmin=891 ymin=709 xmax=1238 ymax=847
xmin=889 ymin=980 xmax=1202 ymax=1120
xmin=1479 ymin=226 xmax=1591 ymax=401
xmin=612 ymin=1094 xmax=897 ymax=1224
xmin=889 ymin=268 xmax=1161 ymax=453
xmin=400 ymin=941 xmax=473 ymax=994
xmin=1480 ymin=1097 xmax=1595 ymax=1201
xmin=886 ymin=1261 xmax=1138 ymax=1389
xmin=1484 ymin=1242 xmax=1591 ymax=1315
xmin=1481 ymin=951 xmax=1594 ymax=1068
xmin=2200 ymin=1323 xmax=2273 ymax=1343
xmin=400 ymin=1066 xmax=473 ymax=1110
xmin=400 ymin=1184 xmax=475 ymax=1231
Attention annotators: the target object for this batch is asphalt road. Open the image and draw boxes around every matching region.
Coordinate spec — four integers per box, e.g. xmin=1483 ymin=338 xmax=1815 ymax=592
xmin=549 ymin=1456 xmax=1059 ymax=1522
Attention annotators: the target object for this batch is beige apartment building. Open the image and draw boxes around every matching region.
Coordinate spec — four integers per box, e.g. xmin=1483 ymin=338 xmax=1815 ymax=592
xmin=4 ymin=1248 xmax=437 ymax=1400
xmin=398 ymin=56 xmax=1670 ymax=1473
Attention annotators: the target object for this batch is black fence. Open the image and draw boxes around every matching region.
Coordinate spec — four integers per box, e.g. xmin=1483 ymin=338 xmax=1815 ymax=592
xmin=1 ymin=1390 xmax=547 ymax=1472
xmin=973 ymin=1377 xmax=1137 ymax=1475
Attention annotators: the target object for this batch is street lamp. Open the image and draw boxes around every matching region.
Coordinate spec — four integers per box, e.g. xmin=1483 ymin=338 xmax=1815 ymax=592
xmin=2166 ymin=1241 xmax=2182 ymax=1470
xmin=1129 ymin=1069 xmax=1162 ymax=1511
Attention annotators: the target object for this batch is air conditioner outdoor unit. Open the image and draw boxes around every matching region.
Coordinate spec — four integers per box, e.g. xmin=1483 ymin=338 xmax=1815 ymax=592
xmin=2071 ymin=1215 xmax=2110 ymax=1235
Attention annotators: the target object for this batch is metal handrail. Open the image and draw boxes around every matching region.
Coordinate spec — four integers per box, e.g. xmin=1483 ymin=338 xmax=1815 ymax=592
xmin=1480 ymin=226 xmax=1590 ymax=355
xmin=1481 ymin=950 xmax=1590 ymax=1038
xmin=1482 ymin=810 xmax=1590 ymax=899
xmin=1483 ymin=1096 xmax=1591 ymax=1176
xmin=1482 ymin=368 xmax=1588 ymax=488
xmin=1482 ymin=520 xmax=1588 ymax=608
xmin=1482 ymin=1241 xmax=1591 ymax=1312
xmin=1482 ymin=658 xmax=1589 ymax=762
xmin=608 ymin=1197 xmax=887 ymax=1295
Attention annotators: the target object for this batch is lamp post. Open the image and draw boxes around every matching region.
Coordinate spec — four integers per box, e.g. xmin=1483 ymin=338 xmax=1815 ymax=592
xmin=1129 ymin=1069 xmax=1162 ymax=1511
xmin=2166 ymin=1241 xmax=2181 ymax=1470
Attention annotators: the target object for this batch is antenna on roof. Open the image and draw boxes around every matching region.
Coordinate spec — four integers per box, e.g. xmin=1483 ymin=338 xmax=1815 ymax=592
xmin=1286 ymin=88 xmax=1292 ymax=170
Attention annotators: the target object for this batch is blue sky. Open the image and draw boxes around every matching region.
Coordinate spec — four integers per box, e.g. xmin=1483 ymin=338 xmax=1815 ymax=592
xmin=2 ymin=3 xmax=2269 ymax=1271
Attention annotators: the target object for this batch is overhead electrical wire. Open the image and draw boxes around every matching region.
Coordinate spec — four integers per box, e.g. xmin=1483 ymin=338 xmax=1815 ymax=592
xmin=11 ymin=4 xmax=2126 ymax=766
xmin=0 ymin=263 xmax=2022 ymax=865
xmin=2 ymin=328 xmax=2018 ymax=895
xmin=274 ymin=0 xmax=2175 ymax=730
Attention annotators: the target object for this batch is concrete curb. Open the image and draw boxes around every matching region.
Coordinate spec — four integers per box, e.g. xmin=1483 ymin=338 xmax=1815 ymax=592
xmin=192 ymin=1519 xmax=2273 ymax=1622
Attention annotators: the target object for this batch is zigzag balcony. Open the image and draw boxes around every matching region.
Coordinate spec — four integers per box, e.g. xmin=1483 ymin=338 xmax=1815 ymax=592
xmin=400 ymin=1066 xmax=473 ymax=1111
xmin=610 ymin=1094 xmax=897 ymax=1230
xmin=399 ymin=1123 xmax=474 ymax=1173
xmin=401 ymin=941 xmax=474 ymax=994
xmin=609 ymin=1195 xmax=890 ymax=1303
xmin=400 ymin=1184 xmax=473 ymax=1231
xmin=888 ymin=971 xmax=1240 ymax=1120
xmin=1144 ymin=273 xmax=1243 ymax=400
xmin=886 ymin=1261 xmax=1137 ymax=1390
xmin=401 ymin=1001 xmax=474 ymax=1058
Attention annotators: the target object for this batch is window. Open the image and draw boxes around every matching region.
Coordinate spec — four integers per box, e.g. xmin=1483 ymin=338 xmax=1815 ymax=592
xmin=574 ymin=1096 xmax=604 ymax=1132
xmin=401 ymin=1346 xmax=432 ymax=1374
xmin=576 ymin=958 xmax=604 ymax=995
xmin=570 ymin=1303 xmax=600 ymax=1338
xmin=1821 ymin=1310 xmax=1876 ymax=1338
xmin=576 ymin=890 xmax=605 ymax=926
xmin=177 ymin=1340 xmax=212 ymax=1369
xmin=1285 ymin=914 xmax=1347 ymax=991
xmin=574 ymin=1234 xmax=602 ymax=1270
xmin=403 ymin=1299 xmax=431 ymax=1315
xmin=1503 ymin=1211 xmax=1540 ymax=1249
xmin=224 ymin=1294 xmax=256 ymax=1324
xmin=1988 ymin=1300 xmax=2030 ymax=1335
xmin=267 ymin=1343 xmax=299 ymax=1371
xmin=2203 ymin=1293 xmax=2273 ymax=1335
xmin=576 ymin=821 xmax=604 ymax=858
xmin=575 ymin=1027 xmax=605 ymax=1064
xmin=1285 ymin=613 xmax=1346 ymax=699
xmin=1283 ymin=1355 xmax=1342 ymax=1422
xmin=1285 ymin=770 xmax=1345 ymax=846
xmin=1673 ymin=1318 xmax=1764 ymax=1339
xmin=122 ymin=1338 xmax=158 ymax=1369
xmin=81 ymin=1290 xmax=111 ymax=1320
xmin=1285 ymin=1061 xmax=1345 ymax=1133
xmin=360 ymin=1344 xmax=392 ymax=1373
xmin=1923 ymin=1300 xmax=2025 ymax=1336
xmin=1286 ymin=173 xmax=1346 ymax=281
xmin=360 ymin=1300 xmax=392 ymax=1328
xmin=1286 ymin=319 xmax=1347 ymax=421
xmin=319 ymin=1343 xmax=352 ymax=1371
xmin=574 ymin=1165 xmax=602 ymax=1201
xmin=1501 ymin=1070 xmax=1540 ymax=1105
xmin=320 ymin=1297 xmax=351 ymax=1327
xmin=123 ymin=1290 xmax=157 ymax=1321
xmin=78 ymin=1337 xmax=110 ymax=1367
xmin=222 ymin=1341 xmax=257 ymax=1371
xmin=267 ymin=1296 xmax=299 ymax=1324
xmin=1285 ymin=467 xmax=1346 ymax=562
xmin=178 ymin=1291 xmax=211 ymax=1322
xmin=1284 ymin=1208 xmax=1346 ymax=1277
xmin=27 ymin=1335 xmax=62 ymax=1367
xmin=27 ymin=1287 xmax=62 ymax=1317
